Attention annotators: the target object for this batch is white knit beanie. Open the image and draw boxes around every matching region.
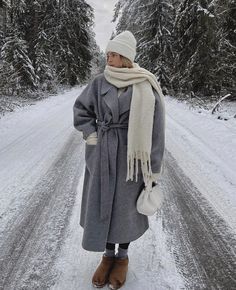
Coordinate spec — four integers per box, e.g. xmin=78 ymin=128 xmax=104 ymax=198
xmin=105 ymin=30 xmax=137 ymax=62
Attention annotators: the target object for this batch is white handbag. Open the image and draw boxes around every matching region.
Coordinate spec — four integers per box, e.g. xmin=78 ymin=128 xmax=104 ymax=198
xmin=136 ymin=182 xmax=163 ymax=216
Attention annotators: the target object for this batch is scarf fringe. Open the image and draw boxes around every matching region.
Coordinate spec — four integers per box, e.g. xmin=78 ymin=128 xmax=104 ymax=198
xmin=126 ymin=150 xmax=153 ymax=191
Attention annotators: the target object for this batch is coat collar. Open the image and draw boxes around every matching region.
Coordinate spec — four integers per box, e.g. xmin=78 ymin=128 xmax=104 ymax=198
xmin=101 ymin=75 xmax=132 ymax=119
xmin=101 ymin=75 xmax=113 ymax=95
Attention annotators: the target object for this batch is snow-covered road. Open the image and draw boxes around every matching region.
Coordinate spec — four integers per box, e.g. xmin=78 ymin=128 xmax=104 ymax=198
xmin=0 ymin=88 xmax=235 ymax=289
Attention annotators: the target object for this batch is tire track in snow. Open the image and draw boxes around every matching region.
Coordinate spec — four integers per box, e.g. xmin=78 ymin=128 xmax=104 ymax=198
xmin=0 ymin=132 xmax=83 ymax=290
xmin=0 ymin=103 xmax=68 ymax=155
xmin=51 ymin=168 xmax=185 ymax=290
xmin=167 ymin=113 xmax=236 ymax=182
xmin=163 ymin=150 xmax=236 ymax=289
xmin=166 ymin=113 xmax=236 ymax=231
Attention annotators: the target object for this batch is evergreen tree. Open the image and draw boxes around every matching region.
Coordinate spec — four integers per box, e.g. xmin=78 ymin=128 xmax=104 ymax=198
xmin=135 ymin=0 xmax=175 ymax=92
xmin=211 ymin=0 xmax=236 ymax=94
xmin=113 ymin=0 xmax=175 ymax=92
xmin=34 ymin=30 xmax=55 ymax=89
xmin=113 ymin=0 xmax=141 ymax=33
xmin=8 ymin=0 xmax=26 ymax=34
xmin=90 ymin=37 xmax=106 ymax=77
xmin=22 ymin=0 xmax=42 ymax=68
xmin=1 ymin=32 xmax=38 ymax=94
xmin=172 ymin=0 xmax=218 ymax=96
xmin=0 ymin=0 xmax=98 ymax=95
xmin=43 ymin=0 xmax=94 ymax=85
xmin=113 ymin=0 xmax=235 ymax=97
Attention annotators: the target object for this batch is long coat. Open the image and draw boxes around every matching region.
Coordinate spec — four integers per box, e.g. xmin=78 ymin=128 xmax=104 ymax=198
xmin=73 ymin=73 xmax=165 ymax=252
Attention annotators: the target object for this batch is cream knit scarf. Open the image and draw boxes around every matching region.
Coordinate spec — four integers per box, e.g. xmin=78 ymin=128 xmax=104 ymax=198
xmin=104 ymin=63 xmax=165 ymax=190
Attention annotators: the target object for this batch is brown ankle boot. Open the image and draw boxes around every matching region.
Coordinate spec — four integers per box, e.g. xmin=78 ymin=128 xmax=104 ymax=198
xmin=108 ymin=256 xmax=129 ymax=289
xmin=92 ymin=254 xmax=115 ymax=288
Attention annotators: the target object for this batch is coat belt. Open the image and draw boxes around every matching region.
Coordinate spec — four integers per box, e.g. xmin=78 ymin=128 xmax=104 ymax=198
xmin=97 ymin=120 xmax=128 ymax=221
xmin=97 ymin=120 xmax=128 ymax=131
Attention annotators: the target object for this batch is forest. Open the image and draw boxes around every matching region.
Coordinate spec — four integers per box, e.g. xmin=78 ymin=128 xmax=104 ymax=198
xmin=0 ymin=0 xmax=235 ymax=101
xmin=113 ymin=0 xmax=235 ymax=100
xmin=0 ymin=0 xmax=103 ymax=97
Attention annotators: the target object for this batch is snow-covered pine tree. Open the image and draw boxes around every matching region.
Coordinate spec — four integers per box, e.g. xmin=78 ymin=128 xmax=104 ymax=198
xmin=0 ymin=0 xmax=8 ymax=42
xmin=89 ymin=36 xmax=106 ymax=78
xmin=49 ymin=0 xmax=94 ymax=85
xmin=135 ymin=0 xmax=175 ymax=92
xmin=8 ymin=0 xmax=26 ymax=33
xmin=113 ymin=0 xmax=175 ymax=92
xmin=113 ymin=0 xmax=235 ymax=98
xmin=34 ymin=30 xmax=56 ymax=91
xmin=0 ymin=0 xmax=39 ymax=95
xmin=112 ymin=0 xmax=141 ymax=34
xmin=0 ymin=0 xmax=98 ymax=94
xmin=172 ymin=0 xmax=218 ymax=96
xmin=0 ymin=31 xmax=38 ymax=95
xmin=22 ymin=0 xmax=42 ymax=68
xmin=210 ymin=0 xmax=236 ymax=95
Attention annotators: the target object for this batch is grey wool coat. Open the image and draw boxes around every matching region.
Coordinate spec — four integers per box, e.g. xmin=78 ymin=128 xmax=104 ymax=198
xmin=73 ymin=73 xmax=165 ymax=252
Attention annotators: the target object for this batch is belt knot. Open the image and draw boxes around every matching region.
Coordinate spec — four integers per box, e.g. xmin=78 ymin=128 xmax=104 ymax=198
xmin=98 ymin=121 xmax=110 ymax=132
xmin=97 ymin=120 xmax=128 ymax=135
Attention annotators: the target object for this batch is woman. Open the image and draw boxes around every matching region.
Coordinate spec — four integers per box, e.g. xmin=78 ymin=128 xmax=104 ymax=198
xmin=73 ymin=30 xmax=165 ymax=289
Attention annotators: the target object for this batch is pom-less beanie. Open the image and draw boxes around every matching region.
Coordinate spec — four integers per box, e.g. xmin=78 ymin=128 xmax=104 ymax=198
xmin=105 ymin=30 xmax=137 ymax=62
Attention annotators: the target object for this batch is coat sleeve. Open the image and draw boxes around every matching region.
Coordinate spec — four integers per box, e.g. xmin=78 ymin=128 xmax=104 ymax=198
xmin=150 ymin=89 xmax=165 ymax=176
xmin=73 ymin=80 xmax=98 ymax=141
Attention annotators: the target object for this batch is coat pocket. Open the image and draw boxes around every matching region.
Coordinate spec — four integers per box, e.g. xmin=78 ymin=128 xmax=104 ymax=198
xmin=85 ymin=143 xmax=97 ymax=175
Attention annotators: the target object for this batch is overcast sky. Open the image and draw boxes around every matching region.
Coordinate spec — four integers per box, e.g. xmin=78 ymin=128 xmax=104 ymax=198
xmin=86 ymin=0 xmax=118 ymax=52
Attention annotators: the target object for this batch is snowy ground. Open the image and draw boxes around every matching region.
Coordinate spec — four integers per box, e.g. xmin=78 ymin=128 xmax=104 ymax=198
xmin=165 ymin=96 xmax=236 ymax=231
xmin=0 ymin=88 xmax=235 ymax=289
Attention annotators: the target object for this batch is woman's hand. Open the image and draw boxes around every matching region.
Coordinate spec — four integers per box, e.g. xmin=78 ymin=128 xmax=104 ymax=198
xmin=86 ymin=131 xmax=98 ymax=145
